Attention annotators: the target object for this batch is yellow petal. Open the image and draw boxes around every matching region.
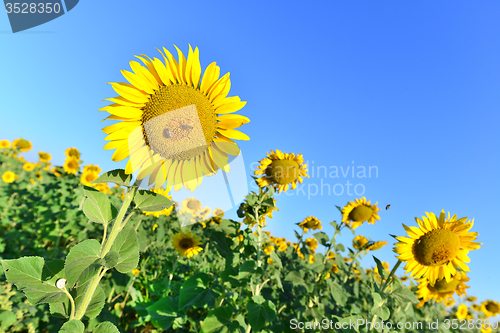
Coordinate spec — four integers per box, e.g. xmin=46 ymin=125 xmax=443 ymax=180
xmin=109 ymin=82 xmax=148 ymax=104
xmin=152 ymin=57 xmax=175 ymax=85
xmin=166 ymin=160 xmax=178 ymax=189
xmin=130 ymin=61 xmax=158 ymax=91
xmin=208 ymin=73 xmax=229 ymax=100
xmin=174 ymin=160 xmax=184 ymax=191
xmin=135 ymin=56 xmax=162 ymax=87
xmin=104 ymin=96 xmax=144 ymax=107
xmin=182 ymin=159 xmax=198 ymax=192
xmin=210 ymin=145 xmax=230 ymax=172
xmin=111 ymin=144 xmax=130 ymax=162
xmin=213 ymin=96 xmax=240 ymax=109
xmin=213 ymin=141 xmax=240 ymax=156
xmin=100 ymin=105 xmax=143 ymax=119
xmin=154 ymin=162 xmax=168 ymax=189
xmin=217 ymin=128 xmax=250 ymax=141
xmin=189 ymin=45 xmax=201 ymax=87
xmin=174 ymin=45 xmax=187 ymax=84
xmin=121 ymin=69 xmax=155 ymax=94
xmin=200 ymin=62 xmax=220 ymax=94
xmin=217 ymin=114 xmax=250 ymax=129
xmin=161 ymin=47 xmax=180 ymax=83
xmin=215 ymin=101 xmax=247 ymax=115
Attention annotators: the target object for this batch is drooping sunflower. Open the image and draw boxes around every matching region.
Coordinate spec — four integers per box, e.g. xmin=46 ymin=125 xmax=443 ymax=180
xmin=38 ymin=152 xmax=52 ymax=163
xmin=341 ymin=197 xmax=381 ymax=229
xmin=181 ymin=197 xmax=202 ymax=214
xmin=366 ymin=241 xmax=388 ymax=251
xmin=416 ymin=271 xmax=469 ymax=303
xmin=305 ymin=237 xmax=318 ymax=253
xmin=0 ymin=140 xmax=11 ymax=149
xmin=353 ymin=235 xmax=369 ymax=249
xmin=393 ymin=210 xmax=482 ymax=285
xmin=172 ymin=230 xmax=203 ymax=258
xmin=297 ymin=216 xmax=322 ymax=232
xmin=2 ymin=171 xmax=17 ymax=183
xmin=63 ymin=157 xmax=80 ymax=175
xmin=12 ymin=138 xmax=32 ymax=152
xmin=142 ymin=188 xmax=174 ymax=217
xmin=101 ymin=45 xmax=250 ymax=191
xmin=444 ymin=298 xmax=456 ymax=308
xmin=254 ymin=149 xmax=309 ymax=193
xmin=480 ymin=300 xmax=500 ymax=318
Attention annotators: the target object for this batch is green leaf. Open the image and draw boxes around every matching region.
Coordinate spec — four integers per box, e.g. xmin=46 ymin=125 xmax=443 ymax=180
xmin=102 ymin=251 xmax=120 ymax=269
xmin=93 ymin=169 xmax=132 ymax=187
xmin=335 ymin=243 xmax=345 ymax=252
xmin=133 ymin=189 xmax=173 ymax=212
xmin=64 ymin=239 xmax=102 ymax=288
xmin=313 ymin=232 xmax=330 ymax=246
xmin=110 ymin=224 xmax=140 ymax=273
xmin=201 ymin=306 xmax=240 ymax=333
xmin=284 ymin=271 xmax=305 ymax=286
xmin=93 ymin=322 xmax=121 ymax=333
xmin=178 ymin=273 xmax=216 ymax=310
xmin=373 ymin=256 xmax=387 ymax=280
xmin=82 ymin=187 xmax=117 ymax=226
xmin=390 ymin=279 xmax=419 ymax=304
xmin=371 ymin=292 xmax=390 ymax=321
xmin=269 ymin=250 xmax=282 ymax=269
xmin=147 ymin=296 xmax=178 ymax=330
xmin=327 ymin=280 xmax=347 ymax=306
xmin=2 ymin=257 xmax=66 ymax=305
xmin=246 ymin=300 xmax=276 ymax=332
xmin=272 ymin=270 xmax=283 ymax=291
xmin=209 ymin=230 xmax=233 ymax=257
xmin=50 ymin=284 xmax=105 ymax=320
xmin=59 ymin=320 xmax=85 ymax=333
xmin=238 ymin=260 xmax=256 ymax=279
xmin=0 ymin=311 xmax=17 ymax=330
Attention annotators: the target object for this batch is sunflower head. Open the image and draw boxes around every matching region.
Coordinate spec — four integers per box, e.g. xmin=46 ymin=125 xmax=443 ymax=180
xmin=444 ymin=298 xmax=456 ymax=308
xmin=394 ymin=210 xmax=482 ymax=285
xmin=81 ymin=171 xmax=99 ymax=187
xmin=456 ymin=304 xmax=469 ymax=320
xmin=353 ymin=235 xmax=369 ymax=250
xmin=181 ymin=197 xmax=202 ymax=214
xmin=38 ymin=152 xmax=52 ymax=163
xmin=481 ymin=300 xmax=500 ymax=318
xmin=12 ymin=138 xmax=32 ymax=152
xmin=34 ymin=171 xmax=42 ymax=181
xmin=298 ymin=216 xmax=322 ymax=232
xmin=213 ymin=208 xmax=225 ymax=217
xmin=2 ymin=171 xmax=18 ymax=183
xmin=0 ymin=140 xmax=11 ymax=149
xmin=23 ymin=162 xmax=35 ymax=172
xmin=65 ymin=148 xmax=81 ymax=160
xmin=254 ymin=150 xmax=309 ymax=193
xmin=172 ymin=230 xmax=203 ymax=258
xmin=94 ymin=183 xmax=110 ymax=194
xmin=83 ymin=164 xmax=102 ymax=174
xmin=63 ymin=157 xmax=80 ymax=175
xmin=341 ymin=197 xmax=381 ymax=229
xmin=367 ymin=241 xmax=388 ymax=251
xmin=305 ymin=238 xmax=318 ymax=253
xmin=101 ymin=45 xmax=249 ymax=192
xmin=416 ymin=271 xmax=469 ymax=303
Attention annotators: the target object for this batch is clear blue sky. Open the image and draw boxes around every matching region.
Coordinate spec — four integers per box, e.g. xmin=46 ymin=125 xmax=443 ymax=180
xmin=1 ymin=0 xmax=499 ymax=310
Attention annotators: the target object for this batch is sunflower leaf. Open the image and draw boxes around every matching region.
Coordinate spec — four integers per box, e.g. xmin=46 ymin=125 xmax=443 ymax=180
xmin=93 ymin=169 xmax=132 ymax=187
xmin=372 ymin=256 xmax=388 ymax=281
xmin=58 ymin=320 xmax=85 ymax=333
xmin=110 ymin=224 xmax=139 ymax=273
xmin=82 ymin=186 xmax=117 ymax=226
xmin=133 ymin=189 xmax=173 ymax=212
xmin=64 ymin=239 xmax=102 ymax=288
xmin=93 ymin=322 xmax=121 ymax=333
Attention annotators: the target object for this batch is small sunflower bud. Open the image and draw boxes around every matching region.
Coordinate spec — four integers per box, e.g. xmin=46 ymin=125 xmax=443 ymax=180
xmin=56 ymin=278 xmax=67 ymax=289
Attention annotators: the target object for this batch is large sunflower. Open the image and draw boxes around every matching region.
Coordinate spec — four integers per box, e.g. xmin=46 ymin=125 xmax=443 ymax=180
xmin=394 ymin=210 xmax=481 ymax=285
xmin=416 ymin=271 xmax=469 ymax=303
xmin=172 ymin=230 xmax=203 ymax=258
xmin=254 ymin=149 xmax=309 ymax=193
xmin=101 ymin=45 xmax=250 ymax=191
xmin=341 ymin=197 xmax=381 ymax=229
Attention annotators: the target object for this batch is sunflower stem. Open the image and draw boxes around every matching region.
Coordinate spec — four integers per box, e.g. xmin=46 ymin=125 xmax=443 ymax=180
xmin=380 ymin=259 xmax=402 ymax=296
xmin=74 ymin=186 xmax=137 ymax=321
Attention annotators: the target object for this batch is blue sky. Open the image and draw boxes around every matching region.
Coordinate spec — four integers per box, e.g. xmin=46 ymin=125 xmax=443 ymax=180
xmin=1 ymin=0 xmax=500 ymax=311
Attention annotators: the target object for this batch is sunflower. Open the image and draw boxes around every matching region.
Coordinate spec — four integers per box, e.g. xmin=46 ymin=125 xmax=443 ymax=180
xmin=305 ymin=238 xmax=318 ymax=253
xmin=416 ymin=271 xmax=469 ymax=303
xmin=94 ymin=183 xmax=110 ymax=194
xmin=12 ymin=138 xmax=32 ymax=152
xmin=63 ymin=157 xmax=80 ymax=174
xmin=181 ymin=197 xmax=202 ymax=214
xmin=263 ymin=245 xmax=275 ymax=256
xmin=132 ymin=269 xmax=140 ymax=275
xmin=480 ymin=300 xmax=500 ymax=318
xmin=465 ymin=296 xmax=477 ymax=302
xmin=101 ymin=45 xmax=249 ymax=191
xmin=199 ymin=206 xmax=211 ymax=218
xmin=2 ymin=171 xmax=18 ymax=183
xmin=65 ymin=148 xmax=81 ymax=160
xmin=353 ymin=235 xmax=369 ymax=249
xmin=456 ymin=304 xmax=468 ymax=320
xmin=297 ymin=216 xmax=322 ymax=232
xmin=23 ymin=162 xmax=35 ymax=172
xmin=38 ymin=152 xmax=52 ymax=163
xmin=83 ymin=164 xmax=102 ymax=174
xmin=142 ymin=188 xmax=174 ymax=217
xmin=254 ymin=149 xmax=309 ymax=193
xmin=366 ymin=241 xmax=388 ymax=251
xmin=341 ymin=197 xmax=381 ymax=229
xmin=81 ymin=171 xmax=99 ymax=186
xmin=444 ymin=299 xmax=456 ymax=308
xmin=51 ymin=166 xmax=62 ymax=177
xmin=393 ymin=210 xmax=481 ymax=285
xmin=213 ymin=208 xmax=224 ymax=217
xmin=172 ymin=230 xmax=203 ymax=258
xmin=34 ymin=171 xmax=42 ymax=181
xmin=0 ymin=140 xmax=11 ymax=149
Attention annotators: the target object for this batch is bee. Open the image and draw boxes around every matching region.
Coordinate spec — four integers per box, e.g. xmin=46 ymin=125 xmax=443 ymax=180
xmin=386 ymin=204 xmax=390 ymax=210
xmin=163 ymin=128 xmax=171 ymax=139
xmin=181 ymin=124 xmax=193 ymax=130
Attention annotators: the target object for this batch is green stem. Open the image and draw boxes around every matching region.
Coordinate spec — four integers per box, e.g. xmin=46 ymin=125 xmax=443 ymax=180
xmin=380 ymin=259 xmax=402 ymax=296
xmin=74 ymin=186 xmax=137 ymax=321
xmin=61 ymin=288 xmax=76 ymax=320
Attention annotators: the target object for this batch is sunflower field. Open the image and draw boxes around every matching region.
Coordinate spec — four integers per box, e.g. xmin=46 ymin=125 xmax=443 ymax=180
xmin=1 ymin=46 xmax=499 ymax=333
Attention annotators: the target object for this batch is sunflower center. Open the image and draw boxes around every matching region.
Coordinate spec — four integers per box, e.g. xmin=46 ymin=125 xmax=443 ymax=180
xmin=485 ymin=302 xmax=499 ymax=313
xmin=179 ymin=238 xmax=194 ymax=250
xmin=187 ymin=200 xmax=201 ymax=210
xmin=141 ymin=84 xmax=217 ymax=161
xmin=412 ymin=229 xmax=460 ymax=266
xmin=265 ymin=160 xmax=300 ymax=185
xmin=348 ymin=205 xmax=373 ymax=222
xmin=428 ymin=277 xmax=461 ymax=293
